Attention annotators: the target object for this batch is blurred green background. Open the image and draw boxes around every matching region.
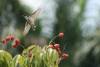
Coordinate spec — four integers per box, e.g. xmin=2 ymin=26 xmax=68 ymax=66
xmin=0 ymin=0 xmax=100 ymax=67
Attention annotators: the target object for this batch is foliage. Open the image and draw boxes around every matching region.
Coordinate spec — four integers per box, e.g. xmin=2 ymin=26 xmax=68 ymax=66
xmin=0 ymin=45 xmax=59 ymax=67
xmin=0 ymin=50 xmax=12 ymax=67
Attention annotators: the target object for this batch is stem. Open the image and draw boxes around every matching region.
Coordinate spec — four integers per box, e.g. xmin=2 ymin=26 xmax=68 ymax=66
xmin=49 ymin=35 xmax=58 ymax=45
xmin=19 ymin=43 xmax=25 ymax=49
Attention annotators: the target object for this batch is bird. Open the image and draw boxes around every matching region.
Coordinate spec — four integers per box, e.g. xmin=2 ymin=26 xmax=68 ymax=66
xmin=23 ymin=8 xmax=40 ymax=36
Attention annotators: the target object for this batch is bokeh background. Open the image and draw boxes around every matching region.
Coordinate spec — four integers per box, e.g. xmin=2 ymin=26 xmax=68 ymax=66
xmin=0 ymin=0 xmax=100 ymax=67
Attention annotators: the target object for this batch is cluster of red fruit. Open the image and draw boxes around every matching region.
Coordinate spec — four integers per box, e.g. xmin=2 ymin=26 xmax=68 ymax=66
xmin=2 ymin=35 xmax=20 ymax=48
xmin=49 ymin=32 xmax=69 ymax=60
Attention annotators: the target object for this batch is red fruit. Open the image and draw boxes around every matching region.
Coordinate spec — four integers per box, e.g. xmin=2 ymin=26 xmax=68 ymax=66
xmin=49 ymin=45 xmax=55 ymax=49
xmin=5 ymin=35 xmax=14 ymax=41
xmin=2 ymin=40 xmax=7 ymax=45
xmin=6 ymin=36 xmax=11 ymax=41
xmin=15 ymin=39 xmax=20 ymax=45
xmin=12 ymin=44 xmax=17 ymax=48
xmin=12 ymin=39 xmax=20 ymax=48
xmin=58 ymin=32 xmax=64 ymax=38
xmin=10 ymin=35 xmax=15 ymax=40
xmin=54 ymin=44 xmax=60 ymax=49
xmin=62 ymin=53 xmax=69 ymax=60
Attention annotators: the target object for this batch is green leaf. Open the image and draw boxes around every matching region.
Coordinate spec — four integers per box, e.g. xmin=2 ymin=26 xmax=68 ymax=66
xmin=0 ymin=50 xmax=12 ymax=67
xmin=12 ymin=54 xmax=28 ymax=67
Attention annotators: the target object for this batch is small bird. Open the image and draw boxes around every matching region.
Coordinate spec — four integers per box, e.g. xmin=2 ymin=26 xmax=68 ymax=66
xmin=23 ymin=9 xmax=40 ymax=36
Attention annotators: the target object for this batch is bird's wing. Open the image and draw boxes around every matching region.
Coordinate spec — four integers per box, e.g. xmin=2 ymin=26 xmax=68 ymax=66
xmin=23 ymin=8 xmax=40 ymax=36
xmin=30 ymin=8 xmax=40 ymax=21
xmin=31 ymin=8 xmax=40 ymax=17
xmin=23 ymin=21 xmax=31 ymax=36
